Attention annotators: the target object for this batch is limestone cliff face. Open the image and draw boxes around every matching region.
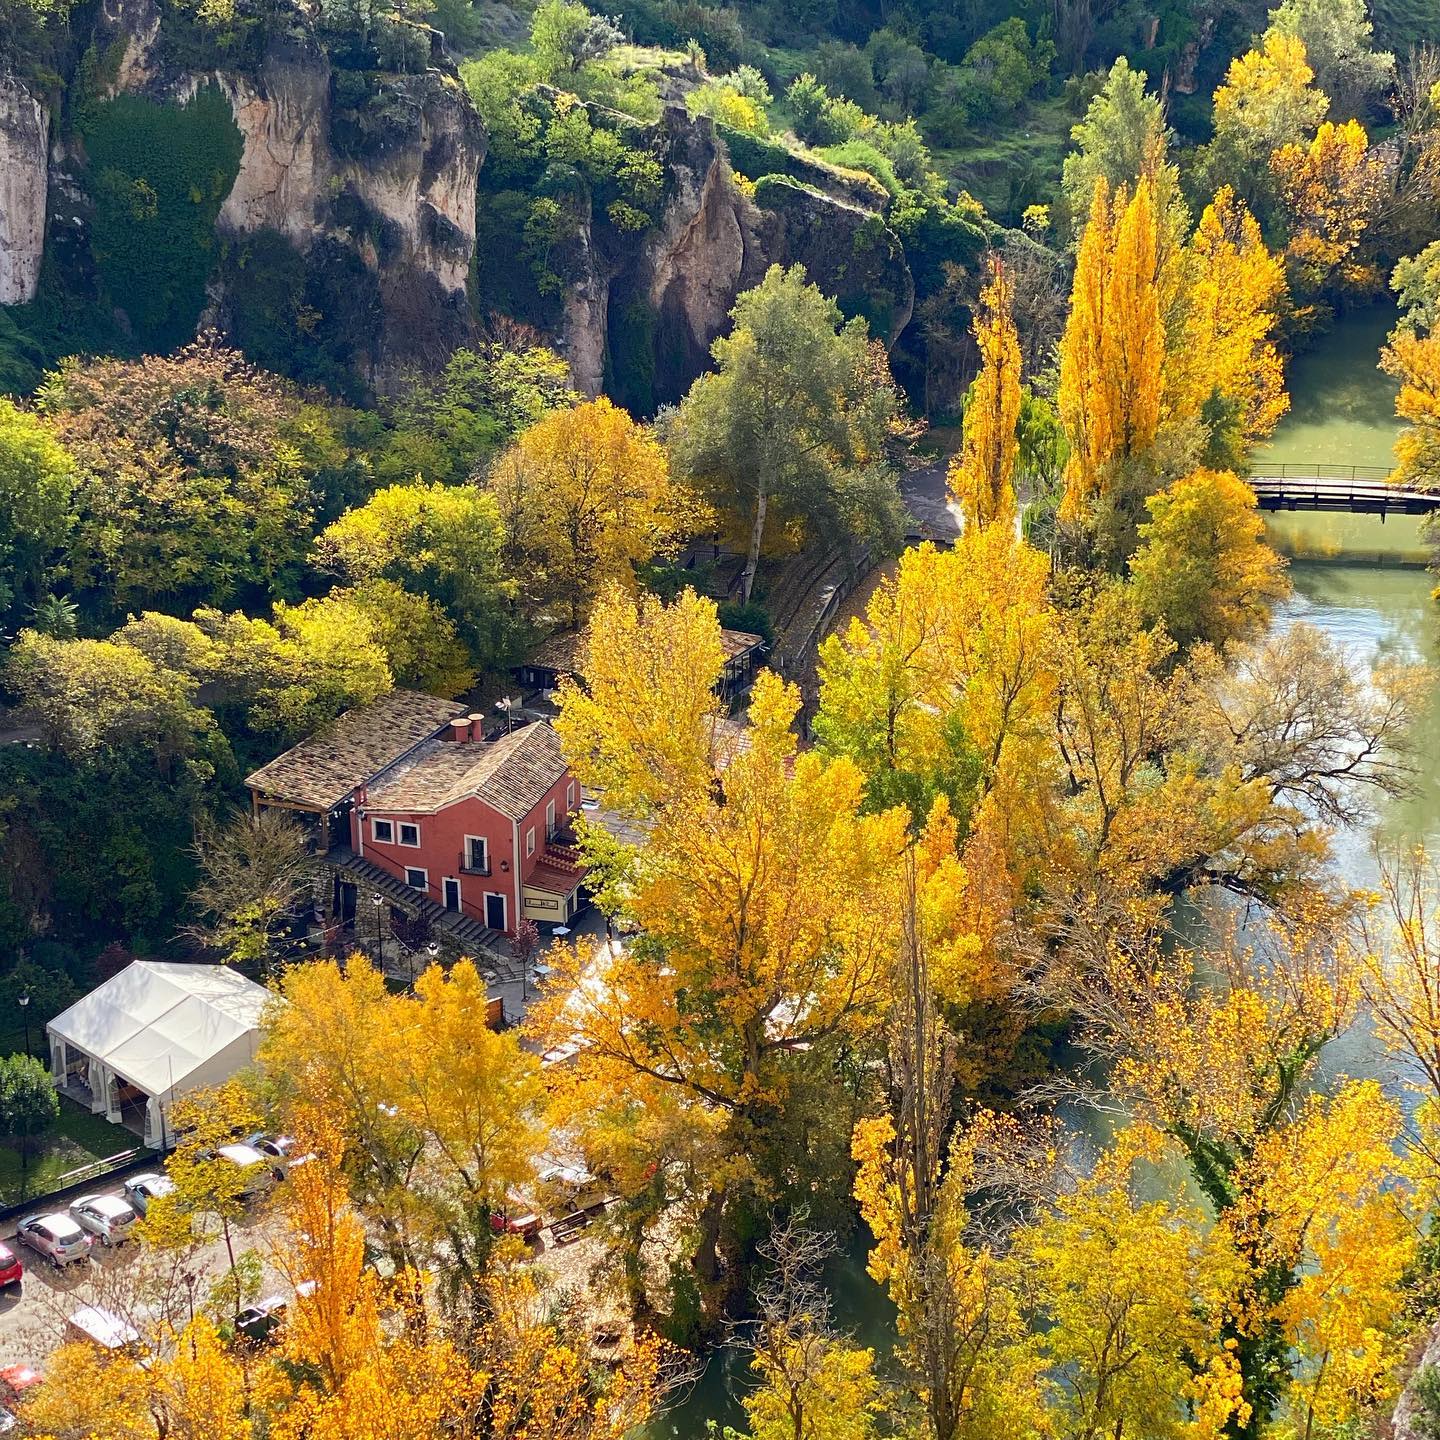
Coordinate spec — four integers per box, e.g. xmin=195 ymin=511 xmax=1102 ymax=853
xmin=553 ymin=104 xmax=913 ymax=405
xmin=84 ymin=0 xmax=485 ymax=386
xmin=0 ymin=72 xmax=50 ymax=306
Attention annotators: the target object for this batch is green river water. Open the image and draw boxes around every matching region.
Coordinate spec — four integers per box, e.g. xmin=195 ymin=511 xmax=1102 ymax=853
xmin=654 ymin=305 xmax=1435 ymax=1436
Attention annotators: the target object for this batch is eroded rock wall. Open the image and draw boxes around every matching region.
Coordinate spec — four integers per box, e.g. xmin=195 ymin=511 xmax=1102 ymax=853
xmin=553 ymin=104 xmax=911 ymax=406
xmin=0 ymin=72 xmax=50 ymax=305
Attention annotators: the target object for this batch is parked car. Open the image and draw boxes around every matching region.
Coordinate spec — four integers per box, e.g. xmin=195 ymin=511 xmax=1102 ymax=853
xmin=0 ymin=1242 xmax=22 ymax=1287
xmin=123 ymin=1173 xmax=176 ymax=1216
xmin=490 ymin=1190 xmax=543 ymax=1240
xmin=69 ymin=1194 xmax=139 ymax=1247
xmin=208 ymin=1143 xmax=279 ymax=1196
xmin=14 ymin=1213 xmax=90 ymax=1268
xmin=0 ymin=1362 xmax=40 ymax=1433
xmin=65 ymin=1305 xmax=141 ymax=1352
xmin=235 ymin=1294 xmax=289 ymax=1347
xmin=243 ymin=1133 xmax=315 ymax=1178
xmin=0 ymin=1366 xmax=40 ymax=1409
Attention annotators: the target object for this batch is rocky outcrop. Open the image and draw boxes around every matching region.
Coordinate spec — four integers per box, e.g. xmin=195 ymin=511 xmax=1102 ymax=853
xmin=552 ymin=104 xmax=912 ymax=406
xmin=0 ymin=72 xmax=50 ymax=306
xmin=81 ymin=0 xmax=485 ymax=387
xmin=754 ymin=176 xmax=913 ymax=348
xmin=1393 ymin=1322 xmax=1440 ymax=1439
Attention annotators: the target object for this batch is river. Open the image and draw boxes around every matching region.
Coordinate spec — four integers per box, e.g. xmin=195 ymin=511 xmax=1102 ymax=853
xmin=652 ymin=306 xmax=1434 ymax=1437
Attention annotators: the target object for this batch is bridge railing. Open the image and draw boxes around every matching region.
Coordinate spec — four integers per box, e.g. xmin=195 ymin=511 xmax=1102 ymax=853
xmin=1248 ymin=460 xmax=1392 ymax=483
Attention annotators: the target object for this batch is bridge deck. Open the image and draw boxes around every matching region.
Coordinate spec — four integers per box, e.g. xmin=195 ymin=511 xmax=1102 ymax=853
xmin=1247 ymin=469 xmax=1440 ymax=516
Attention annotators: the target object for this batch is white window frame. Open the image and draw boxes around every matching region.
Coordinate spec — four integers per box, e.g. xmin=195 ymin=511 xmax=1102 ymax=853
xmin=404 ymin=866 xmax=428 ymax=893
xmin=525 ymin=826 xmax=536 ymax=858
xmin=567 ymin=781 xmax=576 ymax=811
xmin=464 ymin=834 xmax=489 ymax=872
xmin=371 ymin=818 xmax=394 ymax=844
xmin=546 ymin=799 xmax=556 ymax=839
xmin=398 ymin=821 xmax=421 ymax=847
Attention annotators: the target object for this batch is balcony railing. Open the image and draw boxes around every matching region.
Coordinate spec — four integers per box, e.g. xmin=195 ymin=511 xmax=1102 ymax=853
xmin=460 ymin=850 xmax=491 ymax=876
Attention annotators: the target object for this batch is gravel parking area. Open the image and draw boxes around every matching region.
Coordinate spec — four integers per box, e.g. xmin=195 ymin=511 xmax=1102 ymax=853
xmin=0 ymin=1200 xmax=287 ymax=1370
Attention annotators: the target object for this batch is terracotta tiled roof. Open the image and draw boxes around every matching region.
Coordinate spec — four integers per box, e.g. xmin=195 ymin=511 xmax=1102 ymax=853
xmin=245 ymin=691 xmax=466 ymax=811
xmin=526 ymin=857 xmax=586 ymax=896
xmin=365 ymin=720 xmax=567 ymax=822
xmin=525 ymin=625 xmax=763 ymax=676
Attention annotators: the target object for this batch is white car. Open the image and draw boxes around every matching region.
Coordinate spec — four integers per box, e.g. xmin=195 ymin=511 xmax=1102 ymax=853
xmin=69 ymin=1194 xmax=138 ymax=1247
xmin=122 ymin=1173 xmax=176 ymax=1216
xmin=211 ymin=1143 xmax=278 ymax=1196
xmin=14 ymin=1212 xmax=90 ymax=1268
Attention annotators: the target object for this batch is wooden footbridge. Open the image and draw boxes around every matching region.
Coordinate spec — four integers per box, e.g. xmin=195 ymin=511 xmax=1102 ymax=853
xmin=1247 ymin=462 xmax=1440 ymax=516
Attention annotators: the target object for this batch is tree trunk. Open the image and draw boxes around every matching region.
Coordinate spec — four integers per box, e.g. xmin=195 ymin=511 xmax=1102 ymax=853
xmin=742 ymin=481 xmax=767 ymax=605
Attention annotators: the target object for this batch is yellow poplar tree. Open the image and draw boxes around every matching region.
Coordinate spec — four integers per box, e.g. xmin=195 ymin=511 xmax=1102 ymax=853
xmin=543 ymin=593 xmax=910 ymax=1295
xmin=1128 ymin=467 xmax=1289 ymax=648
xmin=1174 ymin=187 xmax=1290 ymax=445
xmin=1057 ymin=176 xmax=1166 ymax=517
xmin=948 ymin=255 xmax=1022 ymax=532
xmin=1272 ymin=118 xmax=1386 ymax=302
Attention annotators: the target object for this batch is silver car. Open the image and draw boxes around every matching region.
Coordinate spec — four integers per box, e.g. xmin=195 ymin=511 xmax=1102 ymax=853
xmin=15 ymin=1212 xmax=90 ymax=1268
xmin=69 ymin=1194 xmax=138 ymax=1247
xmin=122 ymin=1173 xmax=176 ymax=1216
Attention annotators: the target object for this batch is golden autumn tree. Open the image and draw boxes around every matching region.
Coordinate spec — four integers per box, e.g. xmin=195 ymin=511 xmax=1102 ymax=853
xmin=542 ymin=589 xmax=910 ymax=1310
xmin=1056 ymin=175 xmax=1166 ymax=521
xmin=947 ymin=255 xmax=1022 ymax=533
xmin=1010 ymin=1129 xmax=1249 ymax=1440
xmin=486 ymin=396 xmax=694 ymax=628
xmin=549 ymin=584 xmax=729 ymax=818
xmin=1272 ymin=118 xmax=1387 ymax=305
xmin=1173 ymin=187 xmax=1289 ymax=455
xmin=1381 ymin=326 xmax=1440 ymax=491
xmin=1203 ymin=32 xmax=1329 ymax=214
xmin=259 ymin=956 xmax=544 ymax=1308
xmin=1128 ymin=468 xmax=1288 ymax=648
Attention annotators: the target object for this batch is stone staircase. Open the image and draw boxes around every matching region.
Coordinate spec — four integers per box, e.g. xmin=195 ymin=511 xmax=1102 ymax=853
xmin=325 ymin=847 xmax=517 ymax=980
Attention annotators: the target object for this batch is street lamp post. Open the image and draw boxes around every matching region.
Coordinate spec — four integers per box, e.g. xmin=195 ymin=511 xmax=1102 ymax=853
xmin=18 ymin=992 xmax=31 ymax=1061
xmin=372 ymin=892 xmax=385 ymax=972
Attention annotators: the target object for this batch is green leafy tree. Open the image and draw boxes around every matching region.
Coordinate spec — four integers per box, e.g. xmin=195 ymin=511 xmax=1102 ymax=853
xmin=1060 ymin=57 xmax=1172 ymax=233
xmin=378 ymin=342 xmax=577 ymax=486
xmin=0 ymin=1052 xmax=59 ymax=1148
xmin=38 ymin=341 xmax=324 ymax=622
xmin=667 ymin=265 xmax=906 ymax=604
xmin=1266 ymin=0 xmax=1395 ymax=119
xmin=315 ymin=481 xmax=514 ymax=663
xmin=1393 ymin=240 xmax=1440 ymax=336
xmin=531 ymin=0 xmax=623 ymax=78
xmin=7 ymin=630 xmax=208 ymax=762
xmin=0 ymin=397 xmax=73 ymax=620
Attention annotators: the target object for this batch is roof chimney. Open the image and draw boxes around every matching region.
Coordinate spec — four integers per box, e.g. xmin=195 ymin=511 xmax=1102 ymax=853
xmin=468 ymin=712 xmax=486 ymax=742
xmin=449 ymin=718 xmax=470 ymax=743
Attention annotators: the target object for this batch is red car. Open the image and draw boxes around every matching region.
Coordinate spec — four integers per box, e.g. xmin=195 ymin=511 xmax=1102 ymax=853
xmin=0 ymin=1364 xmax=41 ymax=1403
xmin=0 ymin=1243 xmax=21 ymax=1288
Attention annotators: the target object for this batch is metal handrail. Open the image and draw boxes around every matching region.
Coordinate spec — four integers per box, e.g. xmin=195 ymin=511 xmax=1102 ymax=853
xmin=1248 ymin=461 xmax=1393 ymax=482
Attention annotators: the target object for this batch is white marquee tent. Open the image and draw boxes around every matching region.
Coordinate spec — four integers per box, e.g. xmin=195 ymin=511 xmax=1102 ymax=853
xmin=46 ymin=961 xmax=272 ymax=1149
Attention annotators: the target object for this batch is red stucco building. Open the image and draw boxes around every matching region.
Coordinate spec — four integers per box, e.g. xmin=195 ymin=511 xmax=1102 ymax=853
xmin=245 ymin=691 xmax=585 ymax=940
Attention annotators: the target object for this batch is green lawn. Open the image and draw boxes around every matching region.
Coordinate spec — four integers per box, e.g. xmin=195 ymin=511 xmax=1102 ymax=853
xmin=0 ymin=1096 xmax=147 ymax=1209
